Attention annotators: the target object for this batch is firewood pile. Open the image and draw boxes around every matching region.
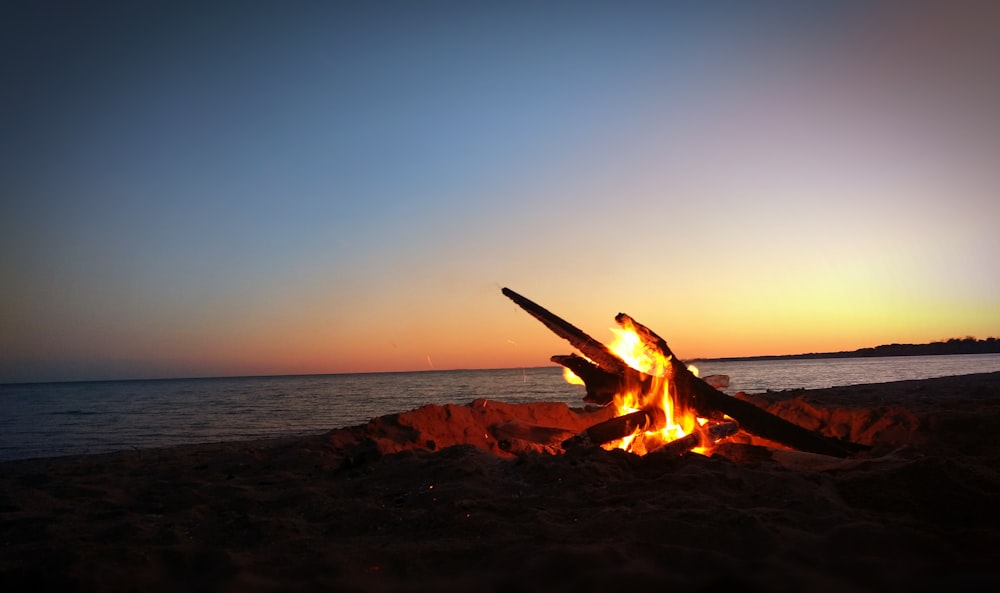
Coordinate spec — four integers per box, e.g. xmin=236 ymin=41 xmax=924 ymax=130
xmin=501 ymin=288 xmax=867 ymax=458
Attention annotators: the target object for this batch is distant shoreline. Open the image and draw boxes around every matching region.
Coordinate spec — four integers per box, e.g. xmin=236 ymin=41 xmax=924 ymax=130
xmin=5 ymin=338 xmax=998 ymax=385
xmin=693 ymin=337 xmax=1000 ymax=363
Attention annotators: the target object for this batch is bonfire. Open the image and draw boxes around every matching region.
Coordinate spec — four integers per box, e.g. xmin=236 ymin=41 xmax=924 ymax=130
xmin=501 ymin=288 xmax=865 ymax=459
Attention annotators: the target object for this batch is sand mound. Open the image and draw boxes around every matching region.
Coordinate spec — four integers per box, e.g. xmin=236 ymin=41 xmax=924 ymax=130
xmin=736 ymin=391 xmax=923 ymax=447
xmin=358 ymin=398 xmax=615 ymax=458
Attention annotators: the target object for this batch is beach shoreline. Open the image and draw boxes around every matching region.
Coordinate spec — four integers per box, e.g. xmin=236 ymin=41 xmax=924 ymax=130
xmin=2 ymin=372 xmax=999 ymax=592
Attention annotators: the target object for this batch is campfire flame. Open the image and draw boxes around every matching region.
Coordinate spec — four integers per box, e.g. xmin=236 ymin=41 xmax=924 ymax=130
xmin=566 ymin=322 xmax=704 ymax=455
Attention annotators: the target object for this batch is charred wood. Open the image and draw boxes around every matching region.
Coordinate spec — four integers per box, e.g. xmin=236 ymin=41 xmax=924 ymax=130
xmin=647 ymin=420 xmax=740 ymax=458
xmin=615 ymin=313 xmax=867 ymax=458
xmin=562 ymin=407 xmax=666 ymax=449
xmin=646 ymin=433 xmax=699 ymax=458
xmin=502 ymin=287 xmax=630 ymax=377
xmin=550 ymin=353 xmax=650 ymax=406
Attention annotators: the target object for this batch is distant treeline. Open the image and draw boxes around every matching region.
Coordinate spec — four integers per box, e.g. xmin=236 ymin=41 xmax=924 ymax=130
xmin=699 ymin=337 xmax=1000 ymax=362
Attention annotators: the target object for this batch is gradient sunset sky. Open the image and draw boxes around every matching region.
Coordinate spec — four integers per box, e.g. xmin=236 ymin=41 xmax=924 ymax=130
xmin=2 ymin=1 xmax=998 ymax=383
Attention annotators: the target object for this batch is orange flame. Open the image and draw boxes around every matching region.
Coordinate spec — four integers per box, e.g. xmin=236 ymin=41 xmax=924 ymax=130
xmin=562 ymin=367 xmax=585 ymax=385
xmin=564 ymin=323 xmax=704 ymax=455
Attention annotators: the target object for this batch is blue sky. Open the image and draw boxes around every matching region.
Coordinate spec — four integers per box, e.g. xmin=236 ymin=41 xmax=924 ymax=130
xmin=2 ymin=1 xmax=998 ymax=382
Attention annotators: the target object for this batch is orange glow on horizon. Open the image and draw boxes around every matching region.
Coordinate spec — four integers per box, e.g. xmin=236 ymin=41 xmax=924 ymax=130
xmin=4 ymin=278 xmax=996 ymax=383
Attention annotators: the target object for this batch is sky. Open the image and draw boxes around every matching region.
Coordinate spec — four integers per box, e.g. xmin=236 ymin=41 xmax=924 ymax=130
xmin=2 ymin=1 xmax=999 ymax=383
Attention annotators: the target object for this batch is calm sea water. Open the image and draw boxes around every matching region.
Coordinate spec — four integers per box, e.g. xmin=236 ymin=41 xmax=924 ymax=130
xmin=2 ymin=353 xmax=998 ymax=462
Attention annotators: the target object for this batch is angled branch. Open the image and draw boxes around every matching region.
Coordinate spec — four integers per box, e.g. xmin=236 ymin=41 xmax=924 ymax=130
xmin=503 ymin=287 xmax=629 ymax=376
xmin=551 ymin=354 xmax=650 ymax=406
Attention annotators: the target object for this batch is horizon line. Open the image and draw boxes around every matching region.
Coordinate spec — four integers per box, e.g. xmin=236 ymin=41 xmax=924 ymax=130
xmin=6 ymin=338 xmax=998 ymax=386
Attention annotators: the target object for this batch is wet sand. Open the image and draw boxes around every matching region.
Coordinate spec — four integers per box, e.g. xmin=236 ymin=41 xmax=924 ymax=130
xmin=2 ymin=372 xmax=999 ymax=592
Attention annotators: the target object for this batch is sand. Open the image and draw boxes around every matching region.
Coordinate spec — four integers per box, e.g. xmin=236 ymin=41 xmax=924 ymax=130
xmin=2 ymin=372 xmax=1000 ymax=592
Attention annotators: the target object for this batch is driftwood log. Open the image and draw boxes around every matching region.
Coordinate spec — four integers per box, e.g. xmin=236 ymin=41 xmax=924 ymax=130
xmin=503 ymin=287 xmax=867 ymax=458
xmin=562 ymin=408 xmax=666 ymax=449
xmin=550 ymin=354 xmax=652 ymax=405
xmin=502 ymin=287 xmax=629 ymax=378
xmin=647 ymin=420 xmax=740 ymax=458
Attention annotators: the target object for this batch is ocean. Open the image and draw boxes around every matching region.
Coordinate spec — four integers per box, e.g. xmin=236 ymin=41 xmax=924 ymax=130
xmin=2 ymin=353 xmax=999 ymax=462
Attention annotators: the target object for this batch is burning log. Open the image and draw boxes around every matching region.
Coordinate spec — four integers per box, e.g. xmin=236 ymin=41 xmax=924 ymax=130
xmin=550 ymin=354 xmax=650 ymax=405
xmin=647 ymin=420 xmax=740 ymax=458
xmin=550 ymin=354 xmax=619 ymax=405
xmin=562 ymin=408 xmax=666 ymax=449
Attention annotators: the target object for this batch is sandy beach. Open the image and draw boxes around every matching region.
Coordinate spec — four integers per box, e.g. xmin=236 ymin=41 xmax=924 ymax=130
xmin=2 ymin=372 xmax=999 ymax=592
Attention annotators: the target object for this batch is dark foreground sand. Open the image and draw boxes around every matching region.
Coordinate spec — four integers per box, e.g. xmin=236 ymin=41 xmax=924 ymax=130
xmin=2 ymin=372 xmax=1000 ymax=593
